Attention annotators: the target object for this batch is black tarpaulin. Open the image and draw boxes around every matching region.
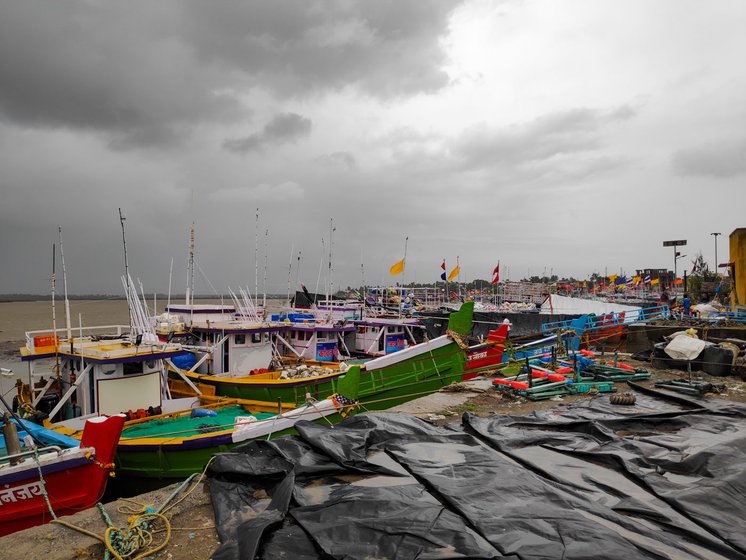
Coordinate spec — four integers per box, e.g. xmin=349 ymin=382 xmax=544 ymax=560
xmin=208 ymin=386 xmax=746 ymax=560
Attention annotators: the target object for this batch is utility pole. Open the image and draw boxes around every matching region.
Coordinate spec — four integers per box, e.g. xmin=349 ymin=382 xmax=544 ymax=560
xmin=711 ymin=232 xmax=721 ymax=276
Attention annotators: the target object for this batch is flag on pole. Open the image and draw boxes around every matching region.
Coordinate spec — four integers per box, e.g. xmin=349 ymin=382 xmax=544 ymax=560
xmin=491 ymin=261 xmax=500 ymax=284
xmin=608 ymin=274 xmax=618 ymax=283
xmin=440 ymin=260 xmax=446 ymax=281
xmin=650 ymin=278 xmax=660 ymax=285
xmin=447 ymin=264 xmax=460 ymax=282
xmin=389 ymin=259 xmax=405 ymax=275
xmin=643 ymin=275 xmax=651 ymax=283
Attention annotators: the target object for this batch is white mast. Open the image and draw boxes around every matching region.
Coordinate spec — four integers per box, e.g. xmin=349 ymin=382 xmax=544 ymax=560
xmin=58 ymin=226 xmax=72 ymax=340
xmin=254 ymin=208 xmax=259 ymax=301
xmin=118 ymin=208 xmax=133 ymax=332
xmin=185 ymin=222 xmax=195 ymax=306
xmin=263 ymin=228 xmax=268 ymax=309
xmin=286 ymin=243 xmax=294 ymax=306
xmin=167 ymin=257 xmax=173 ymax=311
xmin=328 ymin=218 xmax=335 ymax=302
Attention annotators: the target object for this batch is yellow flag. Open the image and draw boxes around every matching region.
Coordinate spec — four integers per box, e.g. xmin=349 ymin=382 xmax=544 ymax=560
xmin=651 ymin=278 xmax=660 ymax=285
xmin=447 ymin=265 xmax=460 ymax=282
xmin=608 ymin=274 xmax=618 ymax=282
xmin=389 ymin=259 xmax=405 ymax=275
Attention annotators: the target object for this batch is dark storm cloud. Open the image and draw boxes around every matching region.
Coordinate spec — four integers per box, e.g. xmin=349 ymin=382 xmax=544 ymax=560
xmin=671 ymin=139 xmax=746 ymax=178
xmin=223 ymin=113 xmax=312 ymax=153
xmin=179 ymin=1 xmax=458 ymax=98
xmin=453 ymin=107 xmax=637 ymax=169
xmin=0 ymin=2 xmax=242 ymax=149
xmin=0 ymin=1 xmax=459 ymax=149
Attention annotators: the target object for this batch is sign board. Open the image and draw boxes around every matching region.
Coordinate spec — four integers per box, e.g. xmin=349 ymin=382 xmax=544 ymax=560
xmin=663 ymin=240 xmax=687 ymax=247
xmin=385 ymin=334 xmax=406 ymax=354
xmin=316 ymin=342 xmax=336 ymax=362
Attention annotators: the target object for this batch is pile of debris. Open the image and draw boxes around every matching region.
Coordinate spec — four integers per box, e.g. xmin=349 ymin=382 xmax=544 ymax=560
xmin=651 ymin=328 xmax=746 ymax=379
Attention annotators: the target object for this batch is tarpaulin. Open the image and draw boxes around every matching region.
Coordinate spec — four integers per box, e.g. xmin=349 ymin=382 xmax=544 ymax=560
xmin=208 ymin=386 xmax=746 ymax=559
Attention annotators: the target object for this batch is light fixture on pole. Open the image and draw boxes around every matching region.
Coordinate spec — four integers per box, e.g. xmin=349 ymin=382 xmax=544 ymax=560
xmin=710 ymin=232 xmax=721 ymax=275
xmin=663 ymin=239 xmax=687 ymax=288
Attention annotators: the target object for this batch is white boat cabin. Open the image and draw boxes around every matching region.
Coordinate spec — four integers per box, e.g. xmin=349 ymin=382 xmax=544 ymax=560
xmin=351 ymin=317 xmax=422 ymax=357
xmin=20 ymin=326 xmax=190 ymax=430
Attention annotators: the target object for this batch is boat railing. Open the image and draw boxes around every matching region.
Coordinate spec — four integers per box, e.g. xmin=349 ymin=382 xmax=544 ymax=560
xmin=0 ymin=445 xmax=64 ymax=465
xmin=25 ymin=325 xmax=131 ymax=351
xmin=540 ymin=305 xmax=671 ymax=334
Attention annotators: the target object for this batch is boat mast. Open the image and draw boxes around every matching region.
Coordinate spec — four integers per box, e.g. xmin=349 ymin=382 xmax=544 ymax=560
xmin=58 ymin=226 xmax=72 ymax=340
xmin=167 ymin=257 xmax=173 ymax=311
xmin=118 ymin=208 xmax=133 ymax=332
xmin=254 ymin=208 xmax=259 ymax=302
xmin=328 ymin=218 xmax=335 ymax=303
xmin=286 ymin=243 xmax=294 ymax=306
xmin=185 ymin=222 xmax=195 ymax=307
xmin=263 ymin=228 xmax=268 ymax=310
xmin=294 ymin=250 xmax=301 ymax=299
xmin=51 ymin=242 xmax=61 ymax=398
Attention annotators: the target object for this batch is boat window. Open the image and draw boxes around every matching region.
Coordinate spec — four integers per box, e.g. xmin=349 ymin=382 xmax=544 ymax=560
xmin=123 ymin=362 xmax=143 ymax=376
xmin=235 ymin=334 xmax=246 ymax=345
xmin=252 ymin=333 xmax=262 ymax=344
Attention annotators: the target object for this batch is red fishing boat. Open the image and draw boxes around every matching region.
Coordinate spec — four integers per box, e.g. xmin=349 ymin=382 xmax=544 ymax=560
xmin=0 ymin=414 xmax=124 ymax=536
xmin=463 ymin=323 xmax=510 ymax=380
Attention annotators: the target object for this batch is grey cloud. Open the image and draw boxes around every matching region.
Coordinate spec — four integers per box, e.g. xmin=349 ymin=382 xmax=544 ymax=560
xmin=453 ymin=107 xmax=636 ymax=169
xmin=0 ymin=2 xmax=243 ymax=149
xmin=0 ymin=1 xmax=458 ymax=148
xmin=315 ymin=151 xmax=357 ymax=169
xmin=672 ymin=140 xmax=746 ymax=178
xmin=179 ymin=1 xmax=458 ymax=97
xmin=223 ymin=113 xmax=312 ymax=153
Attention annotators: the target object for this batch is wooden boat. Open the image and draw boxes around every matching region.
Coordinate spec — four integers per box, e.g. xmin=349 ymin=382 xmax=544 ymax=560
xmin=18 ymin=277 xmax=361 ymax=480
xmin=0 ymin=414 xmax=124 ymax=536
xmin=169 ymin=303 xmax=475 ymax=410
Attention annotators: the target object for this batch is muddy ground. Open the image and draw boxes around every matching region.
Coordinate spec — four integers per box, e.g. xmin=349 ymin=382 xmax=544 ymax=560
xmin=2 ymin=348 xmax=746 ymax=558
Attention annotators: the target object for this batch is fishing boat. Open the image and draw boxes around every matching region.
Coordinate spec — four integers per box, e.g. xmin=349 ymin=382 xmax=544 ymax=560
xmin=17 ymin=278 xmax=361 ymax=480
xmin=0 ymin=412 xmax=124 ymax=536
xmin=169 ymin=302 xmax=475 ymax=410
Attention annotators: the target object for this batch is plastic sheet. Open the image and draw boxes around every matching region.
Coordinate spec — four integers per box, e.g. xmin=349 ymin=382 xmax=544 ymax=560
xmin=208 ymin=386 xmax=746 ymax=560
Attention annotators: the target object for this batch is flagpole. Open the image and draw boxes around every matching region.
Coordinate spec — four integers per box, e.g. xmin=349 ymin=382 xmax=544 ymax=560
xmin=457 ymin=256 xmax=461 ymax=299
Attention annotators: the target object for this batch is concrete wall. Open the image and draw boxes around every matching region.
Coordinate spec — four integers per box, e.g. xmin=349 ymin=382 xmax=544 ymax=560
xmin=420 ymin=311 xmax=579 ymax=339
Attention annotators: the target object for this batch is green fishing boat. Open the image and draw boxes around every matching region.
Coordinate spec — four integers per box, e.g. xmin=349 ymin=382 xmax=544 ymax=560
xmin=170 ymin=303 xmax=474 ymax=410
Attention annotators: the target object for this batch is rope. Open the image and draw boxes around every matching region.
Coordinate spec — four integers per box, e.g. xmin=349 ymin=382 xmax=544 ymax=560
xmin=32 ymin=446 xmax=57 ymax=520
xmin=51 ymin=460 xmax=214 ymax=559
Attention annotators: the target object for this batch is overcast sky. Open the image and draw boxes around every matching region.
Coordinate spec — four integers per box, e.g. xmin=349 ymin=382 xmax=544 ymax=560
xmin=0 ymin=0 xmax=744 ymax=296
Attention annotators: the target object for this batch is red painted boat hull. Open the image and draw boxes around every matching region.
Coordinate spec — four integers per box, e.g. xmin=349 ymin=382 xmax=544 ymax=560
xmin=0 ymin=415 xmax=124 ymax=536
xmin=463 ymin=324 xmax=509 ymax=380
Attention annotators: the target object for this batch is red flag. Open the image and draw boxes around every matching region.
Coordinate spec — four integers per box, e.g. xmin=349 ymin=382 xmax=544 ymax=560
xmin=491 ymin=261 xmax=500 ymax=284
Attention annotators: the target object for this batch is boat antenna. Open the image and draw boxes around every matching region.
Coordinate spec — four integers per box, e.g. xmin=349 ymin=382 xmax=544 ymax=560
xmin=286 ymin=243 xmax=294 ymax=306
xmin=51 ymin=242 xmax=61 ymax=399
xmin=360 ymin=249 xmax=365 ymax=319
xmin=254 ymin=208 xmax=259 ymax=301
xmin=167 ymin=257 xmax=173 ymax=311
xmin=58 ymin=226 xmax=72 ymax=340
xmin=185 ymin=222 xmax=195 ymax=307
xmin=118 ymin=208 xmax=133 ymax=332
xmin=328 ymin=218 xmax=335 ymax=303
xmin=263 ymin=228 xmax=268 ymax=310
xmin=294 ymin=250 xmax=301 ymax=300
xmin=315 ymin=237 xmax=324 ymax=303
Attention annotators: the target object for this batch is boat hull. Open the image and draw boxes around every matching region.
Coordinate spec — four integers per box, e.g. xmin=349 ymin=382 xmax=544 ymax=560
xmin=0 ymin=415 xmax=124 ymax=537
xmin=174 ymin=338 xmax=465 ymax=410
